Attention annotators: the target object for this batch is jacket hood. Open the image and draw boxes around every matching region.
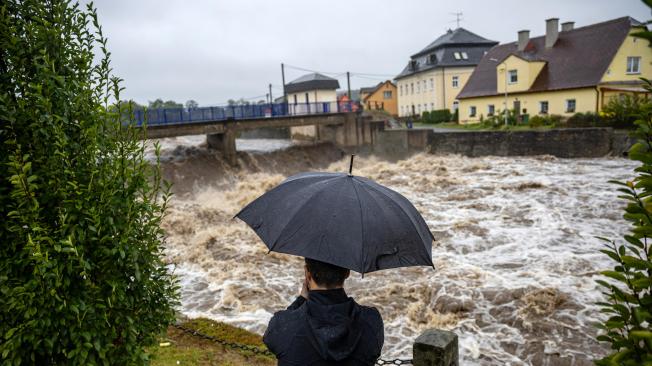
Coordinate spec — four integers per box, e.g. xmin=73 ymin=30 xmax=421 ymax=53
xmin=304 ymin=289 xmax=363 ymax=361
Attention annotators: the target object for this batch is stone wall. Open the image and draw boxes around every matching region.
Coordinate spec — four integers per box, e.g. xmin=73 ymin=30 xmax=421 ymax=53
xmin=372 ymin=128 xmax=635 ymax=159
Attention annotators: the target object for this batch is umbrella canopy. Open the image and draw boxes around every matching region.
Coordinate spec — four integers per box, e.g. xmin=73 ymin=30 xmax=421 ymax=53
xmin=236 ymin=169 xmax=435 ymax=275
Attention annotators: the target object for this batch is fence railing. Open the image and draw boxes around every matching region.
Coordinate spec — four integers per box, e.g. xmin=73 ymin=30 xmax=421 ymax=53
xmin=129 ymin=101 xmax=361 ymax=127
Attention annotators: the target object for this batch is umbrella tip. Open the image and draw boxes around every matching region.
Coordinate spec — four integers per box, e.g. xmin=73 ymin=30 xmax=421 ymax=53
xmin=348 ymin=154 xmax=355 ymax=176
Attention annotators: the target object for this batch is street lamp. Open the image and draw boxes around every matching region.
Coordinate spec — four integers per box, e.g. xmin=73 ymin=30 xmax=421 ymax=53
xmin=489 ymin=58 xmax=509 ymax=127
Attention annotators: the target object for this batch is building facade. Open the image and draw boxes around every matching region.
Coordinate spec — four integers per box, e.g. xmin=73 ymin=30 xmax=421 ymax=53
xmin=284 ymin=73 xmax=340 ymax=138
xmin=394 ymin=28 xmax=497 ymax=117
xmin=457 ymin=17 xmax=651 ymax=123
xmin=360 ymin=80 xmax=398 ymax=116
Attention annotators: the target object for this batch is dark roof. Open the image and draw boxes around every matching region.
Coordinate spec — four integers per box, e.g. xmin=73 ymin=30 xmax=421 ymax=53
xmin=458 ymin=17 xmax=643 ymax=99
xmin=360 ymin=84 xmax=380 ymax=94
xmin=285 ymin=73 xmax=340 ymax=93
xmin=412 ymin=28 xmax=498 ymax=58
xmin=395 ymin=28 xmax=498 ymax=80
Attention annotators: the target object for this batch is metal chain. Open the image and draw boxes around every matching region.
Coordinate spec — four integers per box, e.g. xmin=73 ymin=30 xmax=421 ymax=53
xmin=173 ymin=323 xmax=274 ymax=356
xmin=376 ymin=359 xmax=413 ymax=365
xmin=172 ymin=323 xmax=413 ymax=365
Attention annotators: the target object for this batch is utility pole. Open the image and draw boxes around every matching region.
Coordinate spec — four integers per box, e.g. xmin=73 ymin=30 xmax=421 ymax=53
xmin=346 ymin=71 xmax=351 ymax=99
xmin=269 ymin=83 xmax=273 ymax=104
xmin=281 ymin=63 xmax=287 ymax=102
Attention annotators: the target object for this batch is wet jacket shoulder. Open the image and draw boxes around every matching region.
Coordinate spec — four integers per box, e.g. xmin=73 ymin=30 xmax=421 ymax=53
xmin=263 ymin=289 xmax=384 ymax=366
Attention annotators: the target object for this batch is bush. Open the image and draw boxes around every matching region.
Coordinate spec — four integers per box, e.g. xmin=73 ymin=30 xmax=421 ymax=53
xmin=429 ymin=109 xmax=452 ymax=123
xmin=527 ymin=114 xmax=562 ymax=128
xmin=602 ymin=95 xmax=650 ymax=129
xmin=453 ymin=108 xmax=459 ymax=123
xmin=596 ymin=82 xmax=652 ymax=365
xmin=595 ymin=13 xmax=652 ymax=363
xmin=528 ymin=115 xmax=547 ymax=128
xmin=566 ymin=112 xmax=603 ymax=127
xmin=419 ymin=109 xmax=451 ymax=124
xmin=0 ymin=1 xmax=178 ymax=365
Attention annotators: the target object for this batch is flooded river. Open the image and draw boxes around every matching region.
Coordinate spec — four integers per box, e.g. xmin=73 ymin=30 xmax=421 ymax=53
xmin=151 ymin=136 xmax=636 ymax=365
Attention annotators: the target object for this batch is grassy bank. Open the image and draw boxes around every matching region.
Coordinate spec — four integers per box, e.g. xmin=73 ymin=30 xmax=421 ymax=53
xmin=149 ymin=318 xmax=275 ymax=366
xmin=414 ymin=121 xmax=556 ymax=131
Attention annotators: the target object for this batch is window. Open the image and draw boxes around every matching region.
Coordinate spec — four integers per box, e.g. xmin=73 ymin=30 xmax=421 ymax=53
xmin=423 ymin=80 xmax=427 ymax=91
xmin=383 ymin=90 xmax=392 ymax=99
xmin=488 ymin=104 xmax=495 ymax=116
xmin=417 ymin=104 xmax=422 ymax=113
xmin=452 ymin=76 xmax=459 ymax=88
xmin=627 ymin=56 xmax=641 ymax=74
xmin=453 ymin=100 xmax=459 ymax=111
xmin=400 ymin=106 xmax=404 ymax=116
xmin=454 ymin=52 xmax=461 ymax=60
xmin=293 ymin=94 xmax=297 ymax=105
xmin=417 ymin=81 xmax=420 ymax=93
xmin=508 ymin=69 xmax=518 ymax=84
xmin=411 ymin=83 xmax=414 ymax=94
xmin=461 ymin=52 xmax=468 ymax=60
xmin=566 ymin=99 xmax=576 ymax=113
xmin=539 ymin=101 xmax=548 ymax=114
xmin=430 ymin=103 xmax=434 ymax=110
xmin=400 ymin=85 xmax=403 ymax=96
xmin=469 ymin=106 xmax=477 ymax=117
xmin=430 ymin=78 xmax=434 ymax=90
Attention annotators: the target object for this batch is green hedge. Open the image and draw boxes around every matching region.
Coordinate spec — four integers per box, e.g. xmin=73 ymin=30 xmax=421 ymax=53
xmin=1 ymin=1 xmax=178 ymax=365
xmin=421 ymin=109 xmax=452 ymax=124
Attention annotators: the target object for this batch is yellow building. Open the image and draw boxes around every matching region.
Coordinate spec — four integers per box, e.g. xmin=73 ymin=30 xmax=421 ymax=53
xmin=457 ymin=17 xmax=651 ymax=123
xmin=394 ymin=28 xmax=497 ymax=117
xmin=360 ymin=81 xmax=398 ymax=116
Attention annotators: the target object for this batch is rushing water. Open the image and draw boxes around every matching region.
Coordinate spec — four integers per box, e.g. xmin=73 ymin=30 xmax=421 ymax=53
xmin=152 ymin=135 xmax=637 ymax=365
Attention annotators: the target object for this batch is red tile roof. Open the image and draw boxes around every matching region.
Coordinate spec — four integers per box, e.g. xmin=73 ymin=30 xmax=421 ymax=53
xmin=457 ymin=17 xmax=643 ymax=99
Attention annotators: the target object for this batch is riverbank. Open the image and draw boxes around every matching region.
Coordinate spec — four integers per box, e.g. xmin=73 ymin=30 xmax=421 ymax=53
xmin=149 ymin=318 xmax=274 ymax=366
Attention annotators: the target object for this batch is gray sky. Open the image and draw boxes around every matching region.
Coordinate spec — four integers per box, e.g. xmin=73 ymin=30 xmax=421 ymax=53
xmin=90 ymin=0 xmax=649 ymax=106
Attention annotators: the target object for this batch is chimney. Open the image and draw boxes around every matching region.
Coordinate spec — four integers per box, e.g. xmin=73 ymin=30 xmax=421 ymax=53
xmin=517 ymin=30 xmax=530 ymax=51
xmin=561 ymin=21 xmax=574 ymax=31
xmin=545 ymin=18 xmax=559 ymax=48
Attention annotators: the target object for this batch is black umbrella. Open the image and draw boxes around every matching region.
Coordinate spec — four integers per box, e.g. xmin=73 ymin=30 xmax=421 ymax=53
xmin=235 ymin=156 xmax=435 ymax=275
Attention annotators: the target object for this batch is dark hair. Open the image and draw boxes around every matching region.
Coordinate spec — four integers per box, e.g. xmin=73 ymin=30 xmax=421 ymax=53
xmin=305 ymin=258 xmax=350 ymax=288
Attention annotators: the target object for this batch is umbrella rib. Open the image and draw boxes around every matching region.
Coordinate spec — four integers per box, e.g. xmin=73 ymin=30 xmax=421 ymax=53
xmin=350 ymin=178 xmax=366 ymax=276
xmin=356 ymin=178 xmax=434 ymax=260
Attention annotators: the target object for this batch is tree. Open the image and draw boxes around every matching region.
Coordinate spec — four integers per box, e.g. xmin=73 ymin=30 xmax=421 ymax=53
xmin=0 ymin=1 xmax=178 ymax=364
xmin=148 ymin=98 xmax=182 ymax=109
xmin=595 ymin=4 xmax=652 ymax=363
xmin=185 ymin=99 xmax=198 ymax=109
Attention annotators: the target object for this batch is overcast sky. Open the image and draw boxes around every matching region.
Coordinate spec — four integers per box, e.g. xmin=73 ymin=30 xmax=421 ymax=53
xmin=90 ymin=0 xmax=649 ymax=106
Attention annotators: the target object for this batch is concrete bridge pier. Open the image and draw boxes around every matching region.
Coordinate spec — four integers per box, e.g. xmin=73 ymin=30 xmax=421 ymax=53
xmin=207 ymin=130 xmax=237 ymax=165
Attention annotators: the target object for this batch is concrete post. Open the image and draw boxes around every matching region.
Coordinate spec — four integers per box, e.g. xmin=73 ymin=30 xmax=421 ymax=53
xmin=206 ymin=130 xmax=237 ymax=165
xmin=412 ymin=329 xmax=459 ymax=366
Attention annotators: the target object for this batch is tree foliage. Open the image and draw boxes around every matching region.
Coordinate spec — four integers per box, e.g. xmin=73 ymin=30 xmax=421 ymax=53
xmin=148 ymin=98 xmax=182 ymax=109
xmin=185 ymin=100 xmax=198 ymax=109
xmin=0 ymin=1 xmax=178 ymax=364
xmin=595 ymin=6 xmax=652 ymax=361
xmin=596 ymin=81 xmax=652 ymax=365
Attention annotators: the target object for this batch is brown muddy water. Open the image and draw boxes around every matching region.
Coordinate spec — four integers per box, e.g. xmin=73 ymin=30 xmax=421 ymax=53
xmin=149 ymin=135 xmax=636 ymax=365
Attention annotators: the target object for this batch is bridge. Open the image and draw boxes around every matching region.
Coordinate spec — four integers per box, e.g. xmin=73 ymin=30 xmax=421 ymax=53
xmin=132 ymin=101 xmax=382 ymax=164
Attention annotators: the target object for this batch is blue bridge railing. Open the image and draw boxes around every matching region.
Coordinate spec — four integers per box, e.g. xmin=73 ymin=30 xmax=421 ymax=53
xmin=130 ymin=101 xmax=361 ymax=127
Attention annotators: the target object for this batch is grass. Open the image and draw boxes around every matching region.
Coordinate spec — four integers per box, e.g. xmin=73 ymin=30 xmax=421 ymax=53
xmin=148 ymin=318 xmax=275 ymax=366
xmin=414 ymin=121 xmax=557 ymax=131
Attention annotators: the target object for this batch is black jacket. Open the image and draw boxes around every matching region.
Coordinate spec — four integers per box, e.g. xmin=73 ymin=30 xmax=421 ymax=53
xmin=263 ymin=288 xmax=384 ymax=366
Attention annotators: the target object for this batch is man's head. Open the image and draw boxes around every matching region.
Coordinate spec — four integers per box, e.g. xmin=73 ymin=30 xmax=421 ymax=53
xmin=304 ymin=258 xmax=350 ymax=289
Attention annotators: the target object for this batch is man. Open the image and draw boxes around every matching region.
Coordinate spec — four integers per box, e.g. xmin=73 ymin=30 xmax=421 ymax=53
xmin=263 ymin=258 xmax=384 ymax=366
